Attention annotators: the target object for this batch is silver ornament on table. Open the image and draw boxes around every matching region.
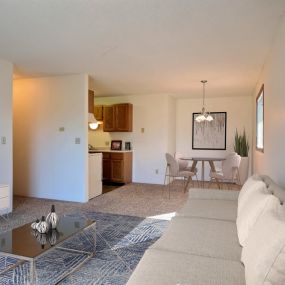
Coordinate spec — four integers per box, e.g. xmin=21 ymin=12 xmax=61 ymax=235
xmin=31 ymin=229 xmax=39 ymax=238
xmin=46 ymin=205 xmax=59 ymax=229
xmin=31 ymin=219 xmax=40 ymax=230
xmin=36 ymin=216 xmax=49 ymax=234
xmin=36 ymin=233 xmax=48 ymax=249
xmin=48 ymin=229 xmax=60 ymax=246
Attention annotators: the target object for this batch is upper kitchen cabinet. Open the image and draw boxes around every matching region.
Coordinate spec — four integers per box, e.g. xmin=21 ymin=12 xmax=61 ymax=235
xmin=94 ymin=105 xmax=103 ymax=121
xmin=88 ymin=90 xmax=95 ymax=113
xmin=103 ymin=105 xmax=115 ymax=132
xmin=115 ymin=103 xmax=133 ymax=131
xmin=103 ymin=103 xmax=133 ymax=132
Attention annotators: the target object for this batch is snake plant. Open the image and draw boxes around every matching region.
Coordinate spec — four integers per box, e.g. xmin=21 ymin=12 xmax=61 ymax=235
xmin=234 ymin=129 xmax=249 ymax=157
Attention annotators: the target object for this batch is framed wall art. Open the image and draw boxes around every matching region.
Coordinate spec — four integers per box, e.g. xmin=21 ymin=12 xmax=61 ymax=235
xmin=192 ymin=112 xmax=227 ymax=150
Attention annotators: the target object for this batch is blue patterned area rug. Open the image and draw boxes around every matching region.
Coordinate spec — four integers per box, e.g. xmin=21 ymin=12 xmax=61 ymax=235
xmin=0 ymin=212 xmax=169 ymax=285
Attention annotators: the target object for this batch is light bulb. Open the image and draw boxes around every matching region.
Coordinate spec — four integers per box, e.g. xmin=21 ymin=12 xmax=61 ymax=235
xmin=195 ymin=114 xmax=206 ymax=122
xmin=89 ymin=122 xmax=99 ymax=130
xmin=206 ymin=115 xmax=214 ymax=122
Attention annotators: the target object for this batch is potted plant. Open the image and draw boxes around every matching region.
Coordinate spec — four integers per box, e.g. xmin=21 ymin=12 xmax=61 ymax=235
xmin=234 ymin=129 xmax=250 ymax=185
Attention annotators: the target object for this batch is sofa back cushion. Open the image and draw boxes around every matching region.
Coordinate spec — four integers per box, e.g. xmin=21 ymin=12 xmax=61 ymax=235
xmin=241 ymin=198 xmax=285 ymax=285
xmin=236 ymin=181 xmax=272 ymax=246
xmin=258 ymin=174 xmax=285 ymax=203
xmin=267 ymin=182 xmax=285 ymax=204
xmin=238 ymin=175 xmax=267 ymax=215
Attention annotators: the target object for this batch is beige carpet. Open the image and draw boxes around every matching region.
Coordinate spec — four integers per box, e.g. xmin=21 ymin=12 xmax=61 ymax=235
xmin=0 ymin=181 xmax=239 ymax=233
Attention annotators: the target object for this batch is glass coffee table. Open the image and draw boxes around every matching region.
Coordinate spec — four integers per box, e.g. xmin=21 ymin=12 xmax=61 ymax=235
xmin=0 ymin=216 xmax=96 ymax=284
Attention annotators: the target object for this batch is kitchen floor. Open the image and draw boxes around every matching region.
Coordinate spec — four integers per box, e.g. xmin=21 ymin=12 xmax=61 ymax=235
xmin=102 ymin=183 xmax=122 ymax=194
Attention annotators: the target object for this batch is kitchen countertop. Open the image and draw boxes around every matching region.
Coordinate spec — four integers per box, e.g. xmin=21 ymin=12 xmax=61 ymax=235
xmin=89 ymin=149 xmax=133 ymax=153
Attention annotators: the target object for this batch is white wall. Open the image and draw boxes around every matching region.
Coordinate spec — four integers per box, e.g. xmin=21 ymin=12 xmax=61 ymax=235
xmin=13 ymin=74 xmax=89 ymax=202
xmin=89 ymin=94 xmax=175 ymax=184
xmin=167 ymin=96 xmax=176 ymax=155
xmin=0 ymin=59 xmax=13 ymax=212
xmin=252 ymin=16 xmax=285 ymax=187
xmin=176 ymin=96 xmax=253 ymax=180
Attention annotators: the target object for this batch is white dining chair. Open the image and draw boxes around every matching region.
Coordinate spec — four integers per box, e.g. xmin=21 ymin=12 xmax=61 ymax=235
xmin=174 ymin=152 xmax=200 ymax=187
xmin=165 ymin=153 xmax=196 ymax=198
xmin=209 ymin=152 xmax=241 ymax=189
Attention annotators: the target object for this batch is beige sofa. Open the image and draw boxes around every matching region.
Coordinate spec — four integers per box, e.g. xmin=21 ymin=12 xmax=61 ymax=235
xmin=127 ymin=175 xmax=285 ymax=285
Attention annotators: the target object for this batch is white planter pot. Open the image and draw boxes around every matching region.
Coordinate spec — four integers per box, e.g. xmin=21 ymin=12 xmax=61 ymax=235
xmin=239 ymin=157 xmax=249 ymax=185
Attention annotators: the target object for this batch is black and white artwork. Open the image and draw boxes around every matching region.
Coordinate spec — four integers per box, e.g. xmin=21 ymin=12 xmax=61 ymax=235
xmin=192 ymin=112 xmax=227 ymax=150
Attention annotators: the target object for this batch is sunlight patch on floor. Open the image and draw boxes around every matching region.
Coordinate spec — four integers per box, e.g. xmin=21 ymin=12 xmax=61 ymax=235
xmin=147 ymin=212 xmax=176 ymax=221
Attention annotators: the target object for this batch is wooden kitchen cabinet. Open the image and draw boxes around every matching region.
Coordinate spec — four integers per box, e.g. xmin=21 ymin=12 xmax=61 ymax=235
xmin=89 ymin=90 xmax=103 ymax=122
xmin=103 ymin=103 xmax=133 ymax=132
xmin=102 ymin=152 xmax=132 ymax=183
xmin=88 ymin=90 xmax=95 ymax=113
xmin=102 ymin=153 xmax=111 ymax=180
xmin=114 ymin=104 xmax=133 ymax=131
xmin=111 ymin=158 xmax=124 ymax=182
xmin=94 ymin=105 xmax=103 ymax=121
xmin=103 ymin=105 xmax=115 ymax=132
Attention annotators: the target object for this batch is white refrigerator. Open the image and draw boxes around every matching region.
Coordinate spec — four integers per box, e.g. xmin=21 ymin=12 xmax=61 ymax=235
xmin=88 ymin=152 xmax=102 ymax=199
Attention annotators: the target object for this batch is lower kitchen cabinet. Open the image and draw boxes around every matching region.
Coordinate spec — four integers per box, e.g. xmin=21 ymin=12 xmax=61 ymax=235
xmin=102 ymin=152 xmax=132 ymax=183
xmin=102 ymin=153 xmax=111 ymax=180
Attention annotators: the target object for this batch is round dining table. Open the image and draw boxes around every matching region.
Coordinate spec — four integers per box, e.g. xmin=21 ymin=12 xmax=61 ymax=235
xmin=181 ymin=157 xmax=225 ymax=188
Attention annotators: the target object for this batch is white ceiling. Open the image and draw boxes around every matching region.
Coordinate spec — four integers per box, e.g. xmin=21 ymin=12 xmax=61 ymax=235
xmin=0 ymin=0 xmax=285 ymax=97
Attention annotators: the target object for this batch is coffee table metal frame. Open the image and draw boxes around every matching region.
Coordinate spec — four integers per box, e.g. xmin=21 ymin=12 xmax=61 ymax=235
xmin=0 ymin=221 xmax=96 ymax=285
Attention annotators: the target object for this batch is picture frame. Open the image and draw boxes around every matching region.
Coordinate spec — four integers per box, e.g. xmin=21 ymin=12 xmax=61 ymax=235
xmin=256 ymin=84 xmax=264 ymax=152
xmin=111 ymin=140 xmax=122 ymax=150
xmin=125 ymin=142 xmax=131 ymax=150
xmin=192 ymin=112 xmax=227 ymax=150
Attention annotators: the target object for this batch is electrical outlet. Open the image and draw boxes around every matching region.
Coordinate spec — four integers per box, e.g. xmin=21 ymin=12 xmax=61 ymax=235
xmin=1 ymin=137 xmax=6 ymax=145
xmin=155 ymin=169 xmax=159 ymax=174
xmin=75 ymin=137 xmax=81 ymax=144
xmin=105 ymin=141 xmax=110 ymax=146
xmin=141 ymin=128 xmax=145 ymax=133
xmin=59 ymin=127 xmax=65 ymax=132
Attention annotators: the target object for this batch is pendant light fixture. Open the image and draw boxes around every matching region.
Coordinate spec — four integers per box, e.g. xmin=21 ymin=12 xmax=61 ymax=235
xmin=88 ymin=113 xmax=99 ymax=130
xmin=195 ymin=80 xmax=214 ymax=123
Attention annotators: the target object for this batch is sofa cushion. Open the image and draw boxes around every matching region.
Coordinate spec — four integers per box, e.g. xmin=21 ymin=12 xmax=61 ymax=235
xmin=177 ymin=199 xmax=237 ymax=221
xmin=238 ymin=177 xmax=266 ymax=211
xmin=127 ymin=248 xmax=245 ymax=285
xmin=189 ymin=188 xmax=239 ymax=200
xmin=245 ymin=174 xmax=285 ymax=203
xmin=259 ymin=174 xmax=275 ymax=186
xmin=241 ymin=197 xmax=285 ymax=285
xmin=151 ymin=216 xmax=242 ymax=261
xmin=236 ymin=183 xmax=272 ymax=246
xmin=267 ymin=181 xmax=285 ymax=204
